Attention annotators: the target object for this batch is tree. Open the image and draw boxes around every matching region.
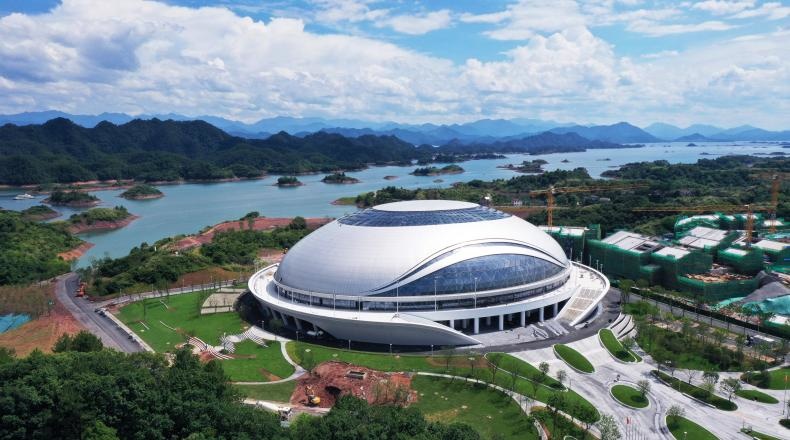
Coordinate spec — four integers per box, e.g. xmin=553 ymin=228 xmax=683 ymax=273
xmin=441 ymin=346 xmax=455 ymax=372
xmin=684 ymin=368 xmax=698 ymax=385
xmin=0 ymin=346 xmax=15 ymax=364
xmin=556 ymin=369 xmax=567 ymax=389
xmin=597 ymin=413 xmax=621 ymax=440
xmin=53 ymin=331 xmax=103 ymax=353
xmin=489 ymin=353 xmax=503 ymax=383
xmin=720 ymin=377 xmax=742 ymax=401
xmin=82 ymin=420 xmax=119 ymax=440
xmin=269 ymin=318 xmax=284 ymax=341
xmin=701 ymin=371 xmax=719 ymax=395
xmin=666 ymin=405 xmax=685 ymax=429
xmin=538 ymin=361 xmax=550 ymax=381
xmin=636 ymin=379 xmax=650 ymax=398
xmin=619 ymin=279 xmax=633 ymax=306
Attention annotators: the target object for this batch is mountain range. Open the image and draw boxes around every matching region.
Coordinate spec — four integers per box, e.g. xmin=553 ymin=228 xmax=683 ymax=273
xmin=0 ymin=111 xmax=788 ymax=144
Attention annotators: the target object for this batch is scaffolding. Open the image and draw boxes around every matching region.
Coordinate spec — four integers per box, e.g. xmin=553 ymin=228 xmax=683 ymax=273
xmin=650 ymin=248 xmax=713 ymax=290
xmin=717 ymin=247 xmax=765 ymax=275
xmin=678 ymin=275 xmax=760 ymax=301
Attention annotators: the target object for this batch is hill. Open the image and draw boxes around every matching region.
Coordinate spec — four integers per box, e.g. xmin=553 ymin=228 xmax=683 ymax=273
xmin=437 ymin=132 xmax=629 ymax=154
xmin=550 ymin=122 xmax=660 ymax=143
xmin=0 ymin=118 xmax=421 ymax=184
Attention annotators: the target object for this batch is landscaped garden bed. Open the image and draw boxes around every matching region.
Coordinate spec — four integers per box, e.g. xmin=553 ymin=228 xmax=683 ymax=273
xmin=554 ymin=344 xmax=594 ymax=373
xmin=653 ymin=370 xmax=737 ymax=411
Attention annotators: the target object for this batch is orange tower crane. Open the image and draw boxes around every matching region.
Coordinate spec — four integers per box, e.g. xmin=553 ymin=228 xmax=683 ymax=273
xmin=530 ymin=184 xmax=649 ymax=228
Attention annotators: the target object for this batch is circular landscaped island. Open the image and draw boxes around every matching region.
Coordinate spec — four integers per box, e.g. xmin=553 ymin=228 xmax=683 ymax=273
xmin=610 ymin=384 xmax=648 ymax=409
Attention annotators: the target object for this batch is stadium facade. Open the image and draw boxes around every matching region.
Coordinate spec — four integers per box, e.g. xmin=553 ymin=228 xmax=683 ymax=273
xmin=249 ymin=200 xmax=608 ymax=346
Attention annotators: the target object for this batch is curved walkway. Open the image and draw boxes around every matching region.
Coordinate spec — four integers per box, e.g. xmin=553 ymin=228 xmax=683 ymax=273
xmin=512 ymin=331 xmax=788 ymax=440
xmin=232 ymin=328 xmax=306 ymax=385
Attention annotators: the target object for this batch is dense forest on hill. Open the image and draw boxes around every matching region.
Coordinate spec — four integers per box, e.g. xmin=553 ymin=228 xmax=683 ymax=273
xmin=0 ymin=345 xmax=479 ymax=440
xmin=0 ymin=118 xmax=422 ymax=184
xmin=355 ymin=156 xmax=789 ymax=236
xmin=0 ymin=210 xmax=81 ymax=285
xmin=0 ymin=118 xmax=629 ymax=185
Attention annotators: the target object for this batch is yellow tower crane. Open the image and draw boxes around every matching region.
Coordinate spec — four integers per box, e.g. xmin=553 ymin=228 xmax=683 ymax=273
xmin=632 ymin=204 xmax=772 ymax=247
xmin=529 ymin=183 xmax=649 ymax=228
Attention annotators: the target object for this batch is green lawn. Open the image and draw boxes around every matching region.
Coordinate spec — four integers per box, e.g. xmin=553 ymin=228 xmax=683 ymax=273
xmin=742 ymin=367 xmax=790 ymax=390
xmin=410 ymin=375 xmax=539 ymax=440
xmin=554 ymin=344 xmax=595 ymax=373
xmin=735 ymin=389 xmax=779 ymax=404
xmin=532 ymin=408 xmax=595 ymax=440
xmin=117 ymin=290 xmax=245 ymax=352
xmin=233 ymin=381 xmax=297 ymax=403
xmin=599 ymin=329 xmax=637 ymax=362
xmin=654 ymin=370 xmax=737 ymax=411
xmin=487 ymin=353 xmax=565 ymax=390
xmin=667 ymin=416 xmax=718 ymax=440
xmin=740 ymin=428 xmax=783 ymax=440
xmin=287 ymin=342 xmax=599 ymax=423
xmin=610 ymin=384 xmax=648 ymax=408
xmin=220 ymin=341 xmax=294 ymax=382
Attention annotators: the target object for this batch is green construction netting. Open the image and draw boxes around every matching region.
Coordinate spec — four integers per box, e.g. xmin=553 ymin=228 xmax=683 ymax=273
xmin=718 ymin=247 xmax=765 ymax=275
xmin=677 ymin=276 xmax=760 ymax=300
xmin=586 ymin=239 xmax=649 ymax=281
xmin=650 ymin=250 xmax=712 ymax=290
xmin=674 ymin=215 xmax=722 ymax=236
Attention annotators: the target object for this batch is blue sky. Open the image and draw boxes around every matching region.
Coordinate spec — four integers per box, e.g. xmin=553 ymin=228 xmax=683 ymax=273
xmin=1 ymin=0 xmax=789 ymax=128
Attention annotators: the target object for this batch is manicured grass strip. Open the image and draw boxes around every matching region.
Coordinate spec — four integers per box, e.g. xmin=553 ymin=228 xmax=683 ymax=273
xmin=741 ymin=428 xmax=783 ymax=440
xmin=532 ymin=408 xmax=596 ymax=440
xmin=117 ymin=290 xmax=245 ymax=352
xmin=487 ymin=352 xmax=565 ymax=390
xmin=288 ymin=342 xmax=599 ymax=423
xmin=554 ymin=344 xmax=594 ymax=373
xmin=233 ymin=381 xmax=297 ymax=402
xmin=221 ymin=341 xmax=294 ymax=382
xmin=735 ymin=388 xmax=779 ymax=404
xmin=610 ymin=384 xmax=648 ymax=408
xmin=599 ymin=329 xmax=636 ymax=362
xmin=667 ymin=416 xmax=717 ymax=440
xmin=741 ymin=367 xmax=790 ymax=390
xmin=411 ymin=376 xmax=539 ymax=440
xmin=653 ymin=370 xmax=737 ymax=411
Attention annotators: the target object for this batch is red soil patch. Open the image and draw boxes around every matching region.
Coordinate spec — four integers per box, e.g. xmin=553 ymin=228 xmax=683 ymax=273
xmin=171 ymin=217 xmax=332 ymax=251
xmin=0 ymin=284 xmax=84 ymax=355
xmin=57 ymin=242 xmax=95 ymax=261
xmin=258 ymin=248 xmax=285 ymax=263
xmin=66 ymin=215 xmax=139 ymax=234
xmin=292 ymin=361 xmax=417 ymax=408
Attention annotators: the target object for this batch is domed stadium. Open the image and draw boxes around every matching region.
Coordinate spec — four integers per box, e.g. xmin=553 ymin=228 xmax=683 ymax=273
xmin=249 ymin=200 xmax=608 ymax=346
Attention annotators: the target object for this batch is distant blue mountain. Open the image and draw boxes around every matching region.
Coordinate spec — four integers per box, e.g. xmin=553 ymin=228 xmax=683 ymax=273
xmin=550 ymin=122 xmax=660 ymax=143
xmin=1 ymin=110 xmax=787 ymax=144
xmin=643 ymin=123 xmax=724 ymax=139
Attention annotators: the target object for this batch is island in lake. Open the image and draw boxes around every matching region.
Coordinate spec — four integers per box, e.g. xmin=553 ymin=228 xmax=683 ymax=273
xmin=321 ymin=172 xmax=360 ymax=184
xmin=276 ymin=176 xmax=303 ymax=187
xmin=64 ymin=206 xmax=138 ymax=234
xmin=498 ymin=159 xmax=547 ymax=173
xmin=383 ymin=175 xmax=398 ymax=180
xmin=20 ymin=205 xmax=60 ymax=221
xmin=120 ymin=184 xmax=164 ymax=200
xmin=44 ymin=190 xmax=100 ymax=207
xmin=411 ymin=164 xmax=464 ymax=176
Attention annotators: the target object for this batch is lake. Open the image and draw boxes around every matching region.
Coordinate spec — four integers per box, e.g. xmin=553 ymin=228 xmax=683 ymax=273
xmin=0 ymin=141 xmax=786 ymax=267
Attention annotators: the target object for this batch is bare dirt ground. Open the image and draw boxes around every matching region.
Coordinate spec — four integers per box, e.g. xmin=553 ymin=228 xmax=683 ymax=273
xmin=0 ymin=283 xmax=84 ymax=355
xmin=171 ymin=217 xmax=332 ymax=251
xmin=291 ymin=361 xmax=416 ymax=408
xmin=57 ymin=242 xmax=95 ymax=261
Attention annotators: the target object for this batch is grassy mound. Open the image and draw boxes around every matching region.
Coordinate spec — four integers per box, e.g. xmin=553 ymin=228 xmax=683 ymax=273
xmin=554 ymin=344 xmax=594 ymax=373
xmin=599 ymin=329 xmax=637 ymax=362
xmin=666 ymin=416 xmax=718 ymax=440
xmin=741 ymin=367 xmax=790 ymax=390
xmin=610 ymin=384 xmax=648 ymax=408
xmin=735 ymin=389 xmax=779 ymax=404
xmin=653 ymin=370 xmax=737 ymax=411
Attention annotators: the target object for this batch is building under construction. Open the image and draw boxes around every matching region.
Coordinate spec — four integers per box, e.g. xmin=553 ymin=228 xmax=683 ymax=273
xmin=557 ymin=212 xmax=789 ymax=301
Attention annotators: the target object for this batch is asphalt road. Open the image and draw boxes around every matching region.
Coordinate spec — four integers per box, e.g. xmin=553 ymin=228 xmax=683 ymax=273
xmin=55 ymin=273 xmax=142 ymax=353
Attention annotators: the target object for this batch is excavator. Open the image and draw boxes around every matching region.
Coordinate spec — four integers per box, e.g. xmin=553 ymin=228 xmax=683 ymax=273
xmin=305 ymin=385 xmax=321 ymax=406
